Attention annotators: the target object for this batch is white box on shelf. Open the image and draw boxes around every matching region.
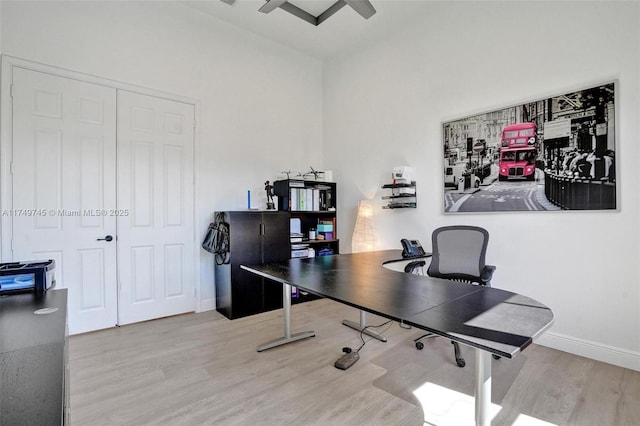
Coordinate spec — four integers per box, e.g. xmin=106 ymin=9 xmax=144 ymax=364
xmin=291 ymin=249 xmax=309 ymax=258
xmin=396 ymin=187 xmax=416 ymax=195
xmin=392 ymin=166 xmax=414 ymax=181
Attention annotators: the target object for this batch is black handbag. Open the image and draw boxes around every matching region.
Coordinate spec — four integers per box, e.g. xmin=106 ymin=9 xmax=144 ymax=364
xmin=202 ymin=212 xmax=230 ymax=265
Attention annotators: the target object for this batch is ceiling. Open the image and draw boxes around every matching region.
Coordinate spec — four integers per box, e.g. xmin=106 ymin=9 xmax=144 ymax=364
xmin=180 ymin=0 xmax=433 ymax=60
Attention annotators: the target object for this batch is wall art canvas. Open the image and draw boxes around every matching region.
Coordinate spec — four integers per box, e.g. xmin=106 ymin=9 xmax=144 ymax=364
xmin=442 ymin=82 xmax=616 ymax=213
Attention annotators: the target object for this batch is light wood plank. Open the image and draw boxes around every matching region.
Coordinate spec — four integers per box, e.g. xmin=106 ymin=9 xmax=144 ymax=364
xmin=69 ymin=298 xmax=640 ymax=425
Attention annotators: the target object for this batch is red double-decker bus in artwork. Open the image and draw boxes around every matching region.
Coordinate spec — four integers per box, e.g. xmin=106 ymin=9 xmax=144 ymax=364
xmin=499 ymin=123 xmax=537 ymax=181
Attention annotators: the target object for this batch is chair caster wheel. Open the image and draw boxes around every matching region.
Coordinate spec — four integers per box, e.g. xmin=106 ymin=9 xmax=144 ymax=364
xmin=456 ymin=358 xmax=466 ymax=368
xmin=415 ymin=341 xmax=424 ymax=350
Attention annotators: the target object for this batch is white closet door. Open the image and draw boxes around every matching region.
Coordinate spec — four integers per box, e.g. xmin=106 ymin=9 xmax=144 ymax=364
xmin=11 ymin=68 xmax=118 ymax=334
xmin=116 ymin=91 xmax=195 ymax=325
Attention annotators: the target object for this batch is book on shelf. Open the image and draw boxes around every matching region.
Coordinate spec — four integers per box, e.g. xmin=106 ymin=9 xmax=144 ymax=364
xmin=299 ymin=189 xmax=306 ymax=211
xmin=289 ymin=187 xmax=330 ymax=211
xmin=305 ymin=190 xmax=312 ymax=212
xmin=314 ymin=189 xmax=321 ymax=210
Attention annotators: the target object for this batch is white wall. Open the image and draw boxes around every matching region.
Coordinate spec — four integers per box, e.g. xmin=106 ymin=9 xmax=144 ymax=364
xmin=0 ymin=1 xmax=324 ymax=309
xmin=324 ymin=1 xmax=640 ymax=370
xmin=3 ymin=0 xmax=638 ymax=371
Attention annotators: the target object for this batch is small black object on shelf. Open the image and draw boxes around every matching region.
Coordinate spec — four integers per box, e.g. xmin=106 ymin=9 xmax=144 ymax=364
xmin=265 ymin=180 xmax=275 ymax=210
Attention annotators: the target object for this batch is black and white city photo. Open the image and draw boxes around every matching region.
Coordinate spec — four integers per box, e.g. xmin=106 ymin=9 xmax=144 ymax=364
xmin=443 ymin=82 xmax=616 ymax=213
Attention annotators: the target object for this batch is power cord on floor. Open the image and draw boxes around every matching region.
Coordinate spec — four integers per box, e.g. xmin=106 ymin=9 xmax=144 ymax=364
xmin=334 ymin=319 xmax=407 ymax=370
xmin=355 ymin=319 xmax=393 ymax=353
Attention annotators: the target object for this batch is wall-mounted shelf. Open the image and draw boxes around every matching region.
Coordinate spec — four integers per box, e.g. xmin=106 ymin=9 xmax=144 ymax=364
xmin=381 ymin=181 xmax=417 ymax=209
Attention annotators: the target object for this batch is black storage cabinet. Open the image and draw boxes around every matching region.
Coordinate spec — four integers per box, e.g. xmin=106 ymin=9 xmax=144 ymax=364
xmin=1 ymin=289 xmax=69 ymax=425
xmin=214 ymin=211 xmax=289 ymax=319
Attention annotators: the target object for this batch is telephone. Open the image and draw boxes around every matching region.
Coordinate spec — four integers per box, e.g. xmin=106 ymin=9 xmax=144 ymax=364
xmin=401 ymin=238 xmax=426 ymax=258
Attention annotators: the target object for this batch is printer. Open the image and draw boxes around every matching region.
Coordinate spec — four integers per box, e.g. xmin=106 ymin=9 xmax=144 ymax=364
xmin=0 ymin=260 xmax=56 ymax=294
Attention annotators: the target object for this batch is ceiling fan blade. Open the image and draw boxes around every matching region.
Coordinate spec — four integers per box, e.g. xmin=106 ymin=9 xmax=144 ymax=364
xmin=258 ymin=0 xmax=288 ymax=14
xmin=343 ymin=0 xmax=376 ymax=19
xmin=219 ymin=0 xmax=237 ymax=5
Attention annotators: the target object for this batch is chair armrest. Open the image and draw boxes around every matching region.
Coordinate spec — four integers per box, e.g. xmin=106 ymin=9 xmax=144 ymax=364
xmin=480 ymin=265 xmax=496 ymax=286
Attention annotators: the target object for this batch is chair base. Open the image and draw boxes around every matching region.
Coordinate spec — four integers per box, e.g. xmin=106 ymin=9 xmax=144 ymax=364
xmin=414 ymin=333 xmax=502 ymax=367
xmin=414 ymin=333 xmax=465 ymax=367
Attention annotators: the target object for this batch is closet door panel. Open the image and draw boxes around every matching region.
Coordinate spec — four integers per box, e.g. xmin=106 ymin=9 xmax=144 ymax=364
xmin=11 ymin=68 xmax=118 ymax=334
xmin=117 ymin=90 xmax=195 ymax=325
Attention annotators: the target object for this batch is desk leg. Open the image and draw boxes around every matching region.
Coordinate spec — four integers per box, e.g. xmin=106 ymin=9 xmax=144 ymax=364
xmin=474 ymin=349 xmax=491 ymax=426
xmin=342 ymin=310 xmax=387 ymax=342
xmin=256 ymin=283 xmax=315 ymax=352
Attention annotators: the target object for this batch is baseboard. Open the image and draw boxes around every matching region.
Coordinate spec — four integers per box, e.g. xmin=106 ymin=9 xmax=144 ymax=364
xmin=537 ymin=331 xmax=640 ymax=372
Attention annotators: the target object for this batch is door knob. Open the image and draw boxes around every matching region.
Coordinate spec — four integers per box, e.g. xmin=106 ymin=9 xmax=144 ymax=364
xmin=97 ymin=235 xmax=114 ymax=242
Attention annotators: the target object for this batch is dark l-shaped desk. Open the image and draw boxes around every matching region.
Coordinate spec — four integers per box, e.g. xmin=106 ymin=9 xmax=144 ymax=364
xmin=241 ymin=250 xmax=553 ymax=426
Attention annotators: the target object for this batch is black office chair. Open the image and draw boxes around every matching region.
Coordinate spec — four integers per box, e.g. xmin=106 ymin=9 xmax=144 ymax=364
xmin=410 ymin=225 xmax=496 ymax=368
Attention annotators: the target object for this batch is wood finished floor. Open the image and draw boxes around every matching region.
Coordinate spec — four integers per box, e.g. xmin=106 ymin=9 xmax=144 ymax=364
xmin=69 ymin=298 xmax=640 ymax=425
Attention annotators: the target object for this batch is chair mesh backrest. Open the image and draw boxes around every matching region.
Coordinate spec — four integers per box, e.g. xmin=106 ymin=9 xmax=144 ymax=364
xmin=427 ymin=226 xmax=489 ymax=283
